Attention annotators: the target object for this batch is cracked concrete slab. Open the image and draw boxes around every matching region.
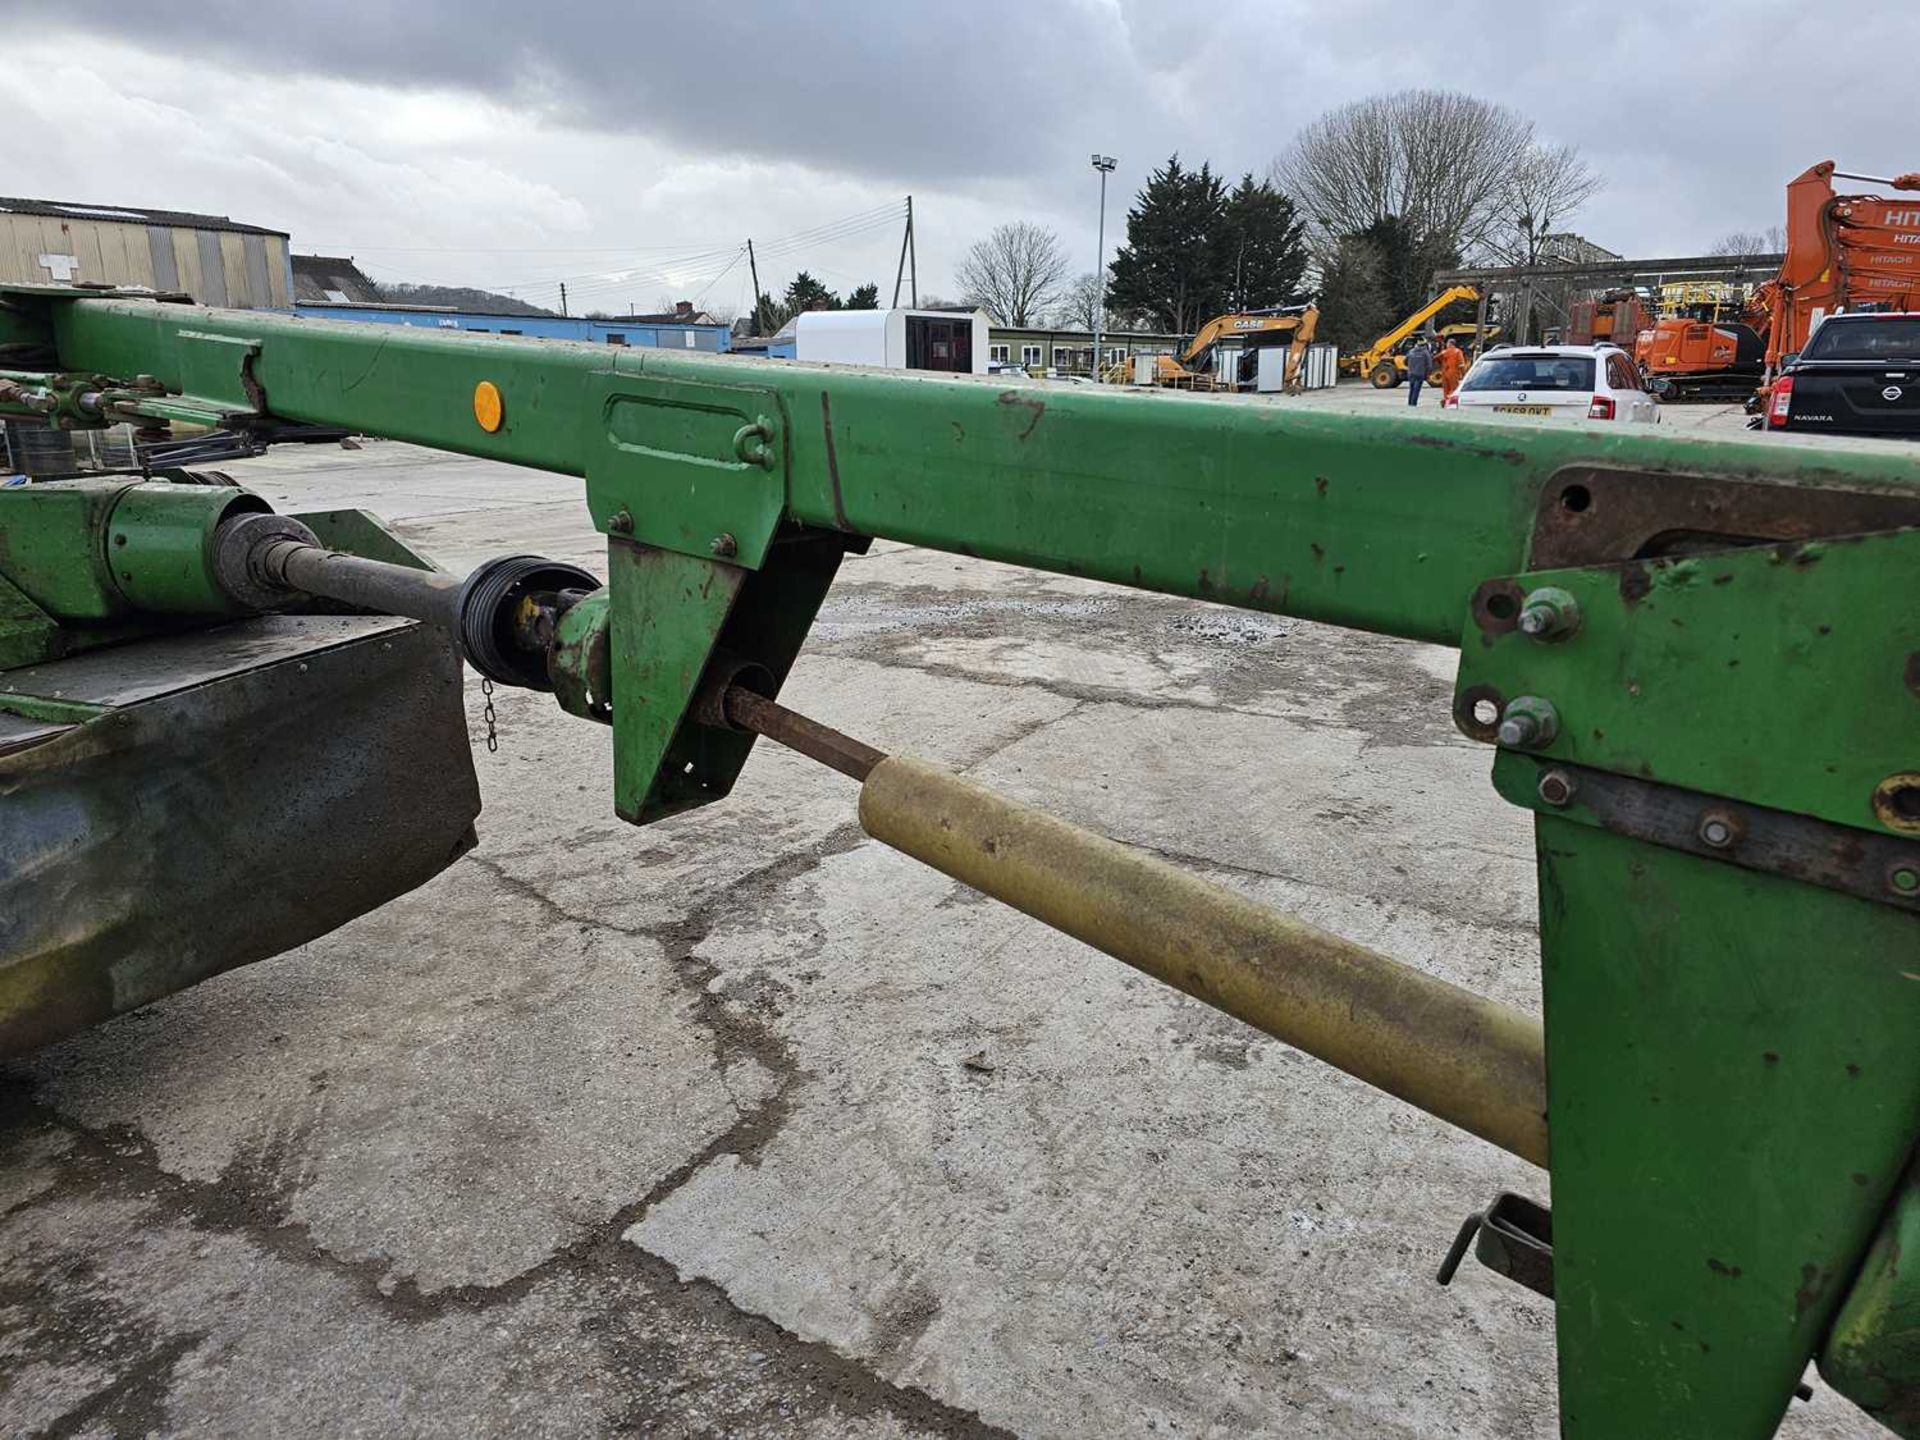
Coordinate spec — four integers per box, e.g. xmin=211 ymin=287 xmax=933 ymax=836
xmin=629 ymin=840 xmax=1556 ymax=1438
xmin=0 ymin=1108 xmax=986 ymax=1439
xmin=22 ymin=857 xmax=767 ymax=1295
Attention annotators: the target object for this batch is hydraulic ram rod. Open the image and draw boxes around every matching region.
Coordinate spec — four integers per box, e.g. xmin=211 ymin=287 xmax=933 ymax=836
xmin=721 ymin=686 xmax=1550 ymax=1165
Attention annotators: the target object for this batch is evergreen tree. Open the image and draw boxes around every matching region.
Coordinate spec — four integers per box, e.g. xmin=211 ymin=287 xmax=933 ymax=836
xmin=844 ymin=282 xmax=880 ymax=310
xmin=1354 ymin=216 xmax=1460 ymax=324
xmin=1107 ymin=158 xmax=1310 ymax=334
xmin=1219 ymin=175 xmax=1309 ymax=312
xmin=784 ymin=271 xmax=839 ymax=314
xmin=1313 ymin=235 xmax=1394 ymax=353
xmin=1106 ymin=156 xmax=1232 ymax=335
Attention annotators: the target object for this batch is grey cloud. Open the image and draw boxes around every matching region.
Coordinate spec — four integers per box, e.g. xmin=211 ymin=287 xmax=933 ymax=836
xmin=9 ymin=0 xmax=1917 ymax=261
xmin=14 ymin=1 xmax=1165 ymax=190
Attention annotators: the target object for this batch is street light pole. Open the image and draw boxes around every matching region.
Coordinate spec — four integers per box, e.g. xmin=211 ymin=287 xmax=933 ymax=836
xmin=1091 ymin=154 xmax=1116 ymax=381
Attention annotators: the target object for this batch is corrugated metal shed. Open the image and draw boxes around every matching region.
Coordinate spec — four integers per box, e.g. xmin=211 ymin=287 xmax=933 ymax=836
xmin=0 ymin=196 xmax=292 ymax=308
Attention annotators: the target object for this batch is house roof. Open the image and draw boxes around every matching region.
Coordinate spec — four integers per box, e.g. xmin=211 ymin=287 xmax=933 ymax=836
xmin=0 ymin=196 xmax=287 ymax=238
xmin=291 ymin=254 xmax=383 ymax=304
xmin=598 ymin=310 xmax=722 ymax=326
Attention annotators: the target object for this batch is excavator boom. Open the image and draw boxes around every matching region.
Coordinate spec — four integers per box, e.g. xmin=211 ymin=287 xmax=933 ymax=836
xmin=1767 ymin=160 xmax=1920 ymax=373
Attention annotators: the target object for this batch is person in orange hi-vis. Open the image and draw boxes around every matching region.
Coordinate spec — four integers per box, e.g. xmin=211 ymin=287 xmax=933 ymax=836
xmin=1437 ymin=337 xmax=1467 ymax=403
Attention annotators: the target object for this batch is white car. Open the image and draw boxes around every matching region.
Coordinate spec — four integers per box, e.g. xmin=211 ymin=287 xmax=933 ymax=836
xmin=1443 ymin=344 xmax=1660 ymax=424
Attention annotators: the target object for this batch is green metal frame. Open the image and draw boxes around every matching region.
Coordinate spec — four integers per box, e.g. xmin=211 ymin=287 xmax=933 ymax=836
xmin=3 ymin=293 xmax=1916 ymax=1436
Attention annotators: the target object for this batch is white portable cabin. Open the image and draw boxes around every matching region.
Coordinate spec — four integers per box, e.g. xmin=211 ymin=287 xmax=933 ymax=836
xmin=1256 ymin=342 xmax=1340 ymax=393
xmin=794 ymin=308 xmax=989 ymax=373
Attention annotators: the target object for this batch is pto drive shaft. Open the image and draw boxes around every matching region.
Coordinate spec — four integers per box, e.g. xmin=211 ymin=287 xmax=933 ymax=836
xmin=719 ymin=686 xmax=1551 ymax=1167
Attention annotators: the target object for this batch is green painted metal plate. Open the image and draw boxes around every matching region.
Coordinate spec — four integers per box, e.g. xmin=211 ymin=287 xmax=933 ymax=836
xmin=584 ymin=353 xmax=788 ymax=568
xmin=604 ymin=531 xmax=850 ymax=824
xmin=1536 ymin=817 xmax=1920 ymax=1437
xmin=1458 ymin=527 xmax=1920 ymax=836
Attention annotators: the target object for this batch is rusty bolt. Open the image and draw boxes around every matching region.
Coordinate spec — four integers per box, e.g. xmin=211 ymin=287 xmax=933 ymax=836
xmin=1890 ymin=864 xmax=1920 ymax=897
xmin=1517 ymin=587 xmax=1581 ymax=642
xmin=1536 ymin=769 xmax=1577 ymax=807
xmin=1496 ymin=696 xmax=1559 ymax=750
xmin=1697 ymin=812 xmax=1740 ymax=849
xmin=710 ymin=532 xmax=739 ymax=559
xmin=608 ymin=508 xmax=634 ymax=535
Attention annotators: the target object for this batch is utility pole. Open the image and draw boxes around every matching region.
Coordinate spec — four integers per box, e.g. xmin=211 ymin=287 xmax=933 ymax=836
xmin=891 ymin=204 xmax=909 ymax=308
xmin=908 ymin=195 xmax=917 ymax=308
xmin=747 ymin=239 xmax=765 ymax=335
xmin=559 ymin=282 xmax=568 ymax=318
xmin=894 ymin=197 xmax=917 ymax=309
xmin=1091 ymin=155 xmax=1117 ymax=381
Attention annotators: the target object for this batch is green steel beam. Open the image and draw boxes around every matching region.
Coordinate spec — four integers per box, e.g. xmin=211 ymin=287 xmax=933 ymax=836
xmin=42 ymin=298 xmax=1920 ymax=647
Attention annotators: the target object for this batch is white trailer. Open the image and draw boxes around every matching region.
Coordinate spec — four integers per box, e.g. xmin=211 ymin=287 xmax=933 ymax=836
xmin=794 ymin=309 xmax=988 ymax=373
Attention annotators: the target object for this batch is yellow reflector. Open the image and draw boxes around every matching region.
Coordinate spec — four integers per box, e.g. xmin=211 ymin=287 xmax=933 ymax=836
xmin=473 ymin=380 xmax=504 ymax=433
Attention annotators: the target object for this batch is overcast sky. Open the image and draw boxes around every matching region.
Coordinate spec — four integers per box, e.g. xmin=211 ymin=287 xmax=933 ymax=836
xmin=1 ymin=1 xmax=1906 ymax=317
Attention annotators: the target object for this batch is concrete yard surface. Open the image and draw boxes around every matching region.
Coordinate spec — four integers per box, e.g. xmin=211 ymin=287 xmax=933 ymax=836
xmin=0 ymin=417 xmax=1894 ymax=1439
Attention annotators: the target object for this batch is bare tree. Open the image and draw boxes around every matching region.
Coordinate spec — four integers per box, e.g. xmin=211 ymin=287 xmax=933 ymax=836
xmin=1052 ymin=272 xmax=1101 ymax=329
xmin=1709 ymin=225 xmax=1787 ymax=258
xmin=1273 ymin=89 xmax=1606 ymax=286
xmin=1477 ymin=144 xmax=1606 ymax=265
xmin=1273 ymin=91 xmax=1535 ymax=256
xmin=1050 ymin=271 xmax=1133 ymax=331
xmin=956 ymin=222 xmax=1069 ymax=327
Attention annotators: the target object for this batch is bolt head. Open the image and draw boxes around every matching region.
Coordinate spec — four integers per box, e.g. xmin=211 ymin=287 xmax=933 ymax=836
xmin=710 ymin=532 xmax=739 ymax=558
xmin=1537 ymin=769 xmax=1576 ymax=807
xmin=1891 ymin=864 xmax=1920 ymax=896
xmin=608 ymin=509 xmax=634 ymax=535
xmin=1496 ymin=696 xmax=1559 ymax=750
xmin=1516 ymin=587 xmax=1580 ymax=642
xmin=1698 ymin=814 xmax=1737 ymax=849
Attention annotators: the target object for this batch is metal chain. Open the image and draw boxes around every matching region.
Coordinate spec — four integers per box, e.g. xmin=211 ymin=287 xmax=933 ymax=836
xmin=480 ymin=677 xmax=498 ymax=754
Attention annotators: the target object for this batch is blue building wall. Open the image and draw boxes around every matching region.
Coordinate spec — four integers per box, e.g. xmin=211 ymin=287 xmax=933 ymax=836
xmin=292 ymin=304 xmax=731 ymax=352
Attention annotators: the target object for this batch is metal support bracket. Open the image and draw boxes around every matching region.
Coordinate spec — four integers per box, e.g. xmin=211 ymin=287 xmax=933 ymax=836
xmin=1458 ymin=524 xmax=1920 ymax=838
xmin=1496 ymin=753 xmax=1920 ymax=913
xmin=1437 ymin=1191 xmax=1554 ymax=1299
xmin=607 ymin=526 xmax=856 ymax=824
xmin=585 ymin=352 xmax=791 ymax=569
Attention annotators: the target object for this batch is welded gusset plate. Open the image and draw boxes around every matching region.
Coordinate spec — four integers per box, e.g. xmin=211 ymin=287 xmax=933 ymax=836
xmin=606 ymin=527 xmax=852 ymax=824
xmin=1456 ymin=525 xmax=1920 ymax=838
xmin=1528 ymin=465 xmax=1920 ymax=568
xmin=1493 ymin=752 xmax=1920 ymax=913
xmin=1535 ymin=816 xmax=1920 ymax=1436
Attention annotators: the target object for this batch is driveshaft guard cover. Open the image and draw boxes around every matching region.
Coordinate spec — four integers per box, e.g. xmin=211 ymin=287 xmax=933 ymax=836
xmin=0 ymin=616 xmax=479 ymax=1057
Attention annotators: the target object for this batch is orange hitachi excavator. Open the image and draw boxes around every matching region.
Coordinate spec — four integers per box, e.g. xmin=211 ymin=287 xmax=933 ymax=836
xmin=1638 ymin=161 xmax=1920 ymax=401
xmin=1760 ymin=160 xmax=1920 ymax=377
xmin=1635 ymin=286 xmax=1771 ymax=402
